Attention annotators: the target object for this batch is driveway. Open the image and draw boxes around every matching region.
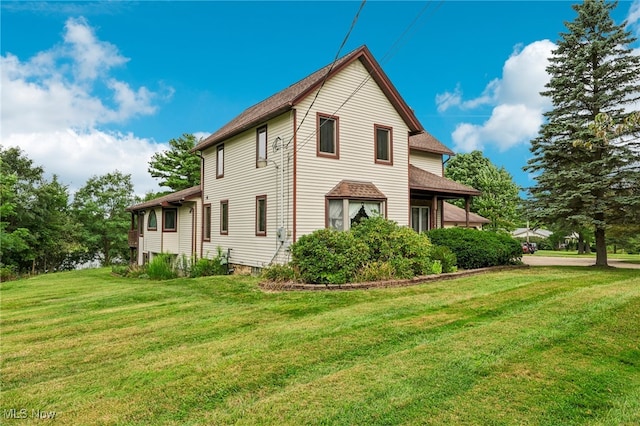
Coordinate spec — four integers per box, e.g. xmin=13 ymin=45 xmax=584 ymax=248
xmin=522 ymin=255 xmax=640 ymax=269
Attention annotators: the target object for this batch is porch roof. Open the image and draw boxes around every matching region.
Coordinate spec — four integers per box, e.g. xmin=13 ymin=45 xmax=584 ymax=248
xmin=409 ymin=165 xmax=480 ymax=197
xmin=443 ymin=201 xmax=490 ymax=224
xmin=126 ymin=186 xmax=201 ymax=212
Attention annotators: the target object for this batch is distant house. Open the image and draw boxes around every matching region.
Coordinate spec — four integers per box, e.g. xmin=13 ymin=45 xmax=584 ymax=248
xmin=511 ymin=228 xmax=553 ymax=239
xmin=442 ymin=202 xmax=490 ymax=229
xmin=127 ymin=45 xmax=480 ymax=269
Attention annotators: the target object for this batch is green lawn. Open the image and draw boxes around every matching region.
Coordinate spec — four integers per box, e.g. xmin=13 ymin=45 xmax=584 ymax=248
xmin=2 ymin=267 xmax=640 ymax=425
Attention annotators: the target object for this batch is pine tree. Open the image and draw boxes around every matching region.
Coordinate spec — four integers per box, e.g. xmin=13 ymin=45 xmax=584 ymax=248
xmin=525 ymin=0 xmax=640 ymax=266
xmin=148 ymin=133 xmax=201 ymax=192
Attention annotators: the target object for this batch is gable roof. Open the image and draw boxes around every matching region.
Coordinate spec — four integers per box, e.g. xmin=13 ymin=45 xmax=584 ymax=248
xmin=193 ymin=45 xmax=424 ymax=152
xmin=409 ymin=165 xmax=481 ymax=197
xmin=126 ymin=186 xmax=201 ymax=212
xmin=409 ymin=131 xmax=454 ymax=155
xmin=443 ymin=201 xmax=490 ymax=224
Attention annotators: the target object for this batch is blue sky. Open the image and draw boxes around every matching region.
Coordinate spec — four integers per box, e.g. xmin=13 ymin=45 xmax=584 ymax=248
xmin=2 ymin=0 xmax=639 ymax=195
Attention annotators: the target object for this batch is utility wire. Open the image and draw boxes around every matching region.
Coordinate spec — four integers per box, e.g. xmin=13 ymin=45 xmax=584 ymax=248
xmin=295 ymin=0 xmax=444 ymax=155
xmin=288 ymin=0 xmax=367 ymax=147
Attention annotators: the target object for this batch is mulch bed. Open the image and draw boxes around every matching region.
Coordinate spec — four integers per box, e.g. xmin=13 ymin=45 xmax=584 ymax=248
xmin=259 ymin=264 xmax=529 ymax=291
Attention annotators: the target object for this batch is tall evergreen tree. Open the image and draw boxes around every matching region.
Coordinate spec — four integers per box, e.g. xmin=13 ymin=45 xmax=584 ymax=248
xmin=525 ymin=0 xmax=640 ymax=266
xmin=148 ymin=133 xmax=201 ymax=192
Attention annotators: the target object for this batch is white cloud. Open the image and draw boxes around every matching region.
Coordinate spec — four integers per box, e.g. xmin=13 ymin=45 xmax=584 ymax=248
xmin=437 ymin=40 xmax=556 ymax=152
xmin=3 ymin=130 xmax=166 ymax=195
xmin=1 ymin=17 xmax=171 ymax=195
xmin=628 ymin=0 xmax=640 ymax=34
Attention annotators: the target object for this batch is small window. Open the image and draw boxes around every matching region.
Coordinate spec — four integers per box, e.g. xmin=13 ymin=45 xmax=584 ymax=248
xmin=257 ymin=126 xmax=267 ymax=167
xmin=375 ymin=125 xmax=393 ymax=164
xmin=163 ymin=209 xmax=177 ymax=232
xmin=216 ymin=144 xmax=224 ymax=178
xmin=317 ymin=113 xmax=339 ymax=158
xmin=203 ymin=204 xmax=211 ymax=241
xmin=220 ymin=200 xmax=228 ymax=235
xmin=256 ymin=195 xmax=267 ymax=236
xmin=147 ymin=210 xmax=157 ymax=230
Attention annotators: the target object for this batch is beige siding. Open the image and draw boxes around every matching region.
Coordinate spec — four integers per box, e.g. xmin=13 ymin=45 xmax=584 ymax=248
xmin=201 ymin=113 xmax=294 ymax=267
xmin=295 ymin=60 xmax=411 ymax=238
xmin=142 ymin=207 xmax=162 ymax=255
xmin=409 ymin=151 xmax=443 ymax=176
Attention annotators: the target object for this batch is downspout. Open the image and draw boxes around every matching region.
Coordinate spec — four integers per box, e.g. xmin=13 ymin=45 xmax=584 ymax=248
xmin=197 ymin=151 xmax=204 ymax=259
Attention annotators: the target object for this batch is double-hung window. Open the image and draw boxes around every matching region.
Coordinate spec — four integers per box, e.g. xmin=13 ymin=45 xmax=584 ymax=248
xmin=317 ymin=113 xmax=339 ymax=158
xmin=163 ymin=209 xmax=177 ymax=232
xmin=375 ymin=125 xmax=393 ymax=164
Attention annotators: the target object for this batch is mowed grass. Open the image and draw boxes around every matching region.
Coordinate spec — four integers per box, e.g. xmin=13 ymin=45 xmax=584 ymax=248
xmin=1 ymin=267 xmax=640 ymax=425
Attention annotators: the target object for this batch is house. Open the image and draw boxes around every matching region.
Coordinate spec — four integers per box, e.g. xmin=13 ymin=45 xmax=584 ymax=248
xmin=511 ymin=228 xmax=553 ymax=239
xmin=442 ymin=202 xmax=490 ymax=229
xmin=127 ymin=45 xmax=480 ymax=269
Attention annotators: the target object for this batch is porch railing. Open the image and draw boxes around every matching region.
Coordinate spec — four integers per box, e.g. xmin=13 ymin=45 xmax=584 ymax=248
xmin=128 ymin=230 xmax=139 ymax=248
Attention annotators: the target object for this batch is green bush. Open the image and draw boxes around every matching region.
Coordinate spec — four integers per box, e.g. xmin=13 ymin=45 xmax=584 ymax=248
xmin=147 ymin=253 xmax=177 ymax=280
xmin=291 ymin=228 xmax=368 ymax=284
xmin=427 ymin=227 xmax=521 ymax=270
xmin=355 ymin=261 xmax=395 ymax=282
xmin=351 ymin=217 xmax=433 ymax=276
xmin=262 ymin=264 xmax=298 ymax=282
xmin=430 ymin=245 xmax=458 ymax=273
xmin=191 ymin=256 xmax=226 ymax=278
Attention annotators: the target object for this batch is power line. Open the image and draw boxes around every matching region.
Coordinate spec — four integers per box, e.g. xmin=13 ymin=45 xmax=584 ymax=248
xmin=288 ymin=0 xmax=367 ymax=148
xmin=295 ymin=1 xmax=444 ymax=155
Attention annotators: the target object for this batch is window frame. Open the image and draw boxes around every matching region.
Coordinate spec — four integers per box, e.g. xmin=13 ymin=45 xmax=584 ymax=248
xmin=162 ymin=208 xmax=178 ymax=232
xmin=203 ymin=203 xmax=211 ymax=241
xmin=411 ymin=206 xmax=430 ymax=233
xmin=374 ymin=124 xmax=393 ymax=165
xmin=216 ymin=144 xmax=224 ymax=179
xmin=256 ymin=125 xmax=267 ymax=167
xmin=316 ymin=112 xmax=339 ymax=159
xmin=147 ymin=210 xmax=157 ymax=231
xmin=255 ymin=195 xmax=267 ymax=236
xmin=220 ymin=200 xmax=229 ymax=235
xmin=325 ymin=198 xmax=386 ymax=231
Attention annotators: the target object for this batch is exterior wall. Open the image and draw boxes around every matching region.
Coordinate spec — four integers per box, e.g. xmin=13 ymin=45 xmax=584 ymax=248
xmin=409 ymin=151 xmax=443 ymax=176
xmin=295 ymin=60 xmax=411 ymax=239
xmin=136 ymin=202 xmax=200 ymax=265
xmin=201 ymin=113 xmax=294 ymax=267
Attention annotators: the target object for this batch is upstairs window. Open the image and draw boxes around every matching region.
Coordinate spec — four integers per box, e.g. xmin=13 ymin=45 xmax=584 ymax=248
xmin=147 ymin=210 xmax=157 ymax=231
xmin=317 ymin=113 xmax=339 ymax=158
xmin=257 ymin=126 xmax=267 ymax=167
xmin=163 ymin=209 xmax=177 ymax=232
xmin=375 ymin=125 xmax=393 ymax=164
xmin=216 ymin=144 xmax=224 ymax=178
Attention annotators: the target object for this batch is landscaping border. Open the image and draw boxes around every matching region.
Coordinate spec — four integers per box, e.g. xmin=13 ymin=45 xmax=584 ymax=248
xmin=259 ymin=264 xmax=529 ymax=291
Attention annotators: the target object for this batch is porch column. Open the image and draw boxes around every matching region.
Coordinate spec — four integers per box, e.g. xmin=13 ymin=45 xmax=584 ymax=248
xmin=465 ymin=197 xmax=470 ymax=228
xmin=431 ymin=196 xmax=438 ymax=230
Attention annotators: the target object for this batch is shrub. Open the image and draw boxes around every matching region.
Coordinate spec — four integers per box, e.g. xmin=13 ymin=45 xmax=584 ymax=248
xmin=351 ymin=216 xmax=433 ymax=276
xmin=191 ymin=256 xmax=226 ymax=278
xmin=291 ymin=228 xmax=368 ymax=284
xmin=355 ymin=261 xmax=395 ymax=282
xmin=262 ymin=264 xmax=298 ymax=282
xmin=427 ymin=227 xmax=521 ymax=270
xmin=430 ymin=245 xmax=457 ymax=273
xmin=147 ymin=253 xmax=177 ymax=280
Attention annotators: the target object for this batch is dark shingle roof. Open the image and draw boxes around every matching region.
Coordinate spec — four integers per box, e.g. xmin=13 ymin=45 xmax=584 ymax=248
xmin=326 ymin=180 xmax=387 ymax=200
xmin=126 ymin=186 xmax=201 ymax=212
xmin=443 ymin=201 xmax=490 ymax=224
xmin=193 ymin=45 xmax=423 ymax=152
xmin=409 ymin=165 xmax=480 ymax=196
xmin=409 ymin=132 xmax=454 ymax=155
